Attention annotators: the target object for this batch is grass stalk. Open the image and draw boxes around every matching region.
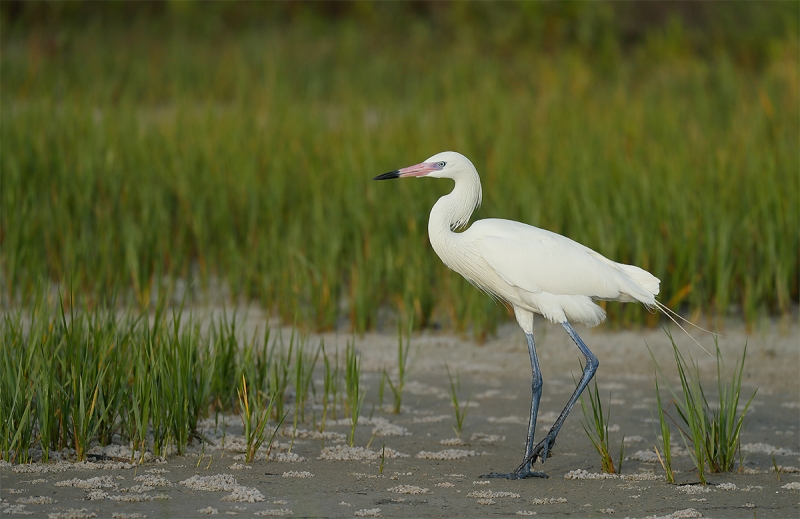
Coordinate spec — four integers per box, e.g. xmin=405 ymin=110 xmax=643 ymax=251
xmin=378 ymin=371 xmax=387 ymax=411
xmin=772 ymin=454 xmax=781 ymax=482
xmin=70 ymin=373 xmax=104 ymax=462
xmin=345 ymin=340 xmax=364 ymax=447
xmin=385 ymin=320 xmax=412 ymax=414
xmin=293 ymin=337 xmax=320 ymax=426
xmin=0 ymin=326 xmax=35 ymax=462
xmin=319 ymin=340 xmax=340 ymax=432
xmin=269 ymin=331 xmax=294 ymax=425
xmin=237 ymin=374 xmax=276 ymax=463
xmin=445 ymin=363 xmax=470 ymax=438
xmin=652 ymin=374 xmax=675 ymax=483
xmin=579 ymin=378 xmax=622 ymax=474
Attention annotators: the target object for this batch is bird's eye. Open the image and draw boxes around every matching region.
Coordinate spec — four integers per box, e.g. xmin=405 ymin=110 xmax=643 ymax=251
xmin=436 ymin=161 xmax=446 ymax=168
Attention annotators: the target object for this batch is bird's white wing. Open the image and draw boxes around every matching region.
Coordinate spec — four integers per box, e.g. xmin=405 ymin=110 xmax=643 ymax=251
xmin=472 ymin=219 xmax=655 ymax=302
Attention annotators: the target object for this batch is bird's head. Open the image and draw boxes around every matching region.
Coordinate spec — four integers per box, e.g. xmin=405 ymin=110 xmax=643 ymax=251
xmin=373 ymin=151 xmax=482 ymax=229
xmin=373 ymin=151 xmax=477 ymax=181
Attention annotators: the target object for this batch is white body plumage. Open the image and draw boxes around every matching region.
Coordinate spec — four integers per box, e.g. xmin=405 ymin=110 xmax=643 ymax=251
xmin=412 ymin=151 xmax=659 ymax=333
xmin=374 ymin=150 xmax=664 ymax=479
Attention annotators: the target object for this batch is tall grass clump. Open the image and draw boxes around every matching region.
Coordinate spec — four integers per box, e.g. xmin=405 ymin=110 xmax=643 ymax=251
xmin=1 ymin=3 xmax=796 ymax=336
xmin=237 ymin=374 xmax=280 ymax=463
xmin=0 ymin=292 xmax=341 ymax=464
xmin=154 ymin=307 xmax=213 ymax=456
xmin=208 ymin=312 xmax=243 ymax=411
xmin=0 ymin=309 xmax=35 ymax=463
xmin=651 ymin=332 xmax=757 ymax=484
xmin=134 ymin=305 xmax=213 ymax=458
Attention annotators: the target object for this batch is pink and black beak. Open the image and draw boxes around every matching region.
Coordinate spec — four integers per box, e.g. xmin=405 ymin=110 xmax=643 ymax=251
xmin=373 ymin=161 xmax=441 ymax=181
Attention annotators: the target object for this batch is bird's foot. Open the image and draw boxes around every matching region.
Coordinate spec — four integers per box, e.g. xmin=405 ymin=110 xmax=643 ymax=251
xmin=529 ymin=432 xmax=557 ymax=464
xmin=479 ymin=468 xmax=548 ymax=480
xmin=516 ymin=432 xmax=558 ymax=472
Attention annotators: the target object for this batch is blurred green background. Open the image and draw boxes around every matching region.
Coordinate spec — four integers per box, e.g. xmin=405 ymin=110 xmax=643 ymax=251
xmin=1 ymin=1 xmax=797 ymax=336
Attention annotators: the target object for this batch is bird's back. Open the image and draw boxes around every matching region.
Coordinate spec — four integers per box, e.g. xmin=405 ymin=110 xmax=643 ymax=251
xmin=455 ymin=218 xmax=660 ymax=325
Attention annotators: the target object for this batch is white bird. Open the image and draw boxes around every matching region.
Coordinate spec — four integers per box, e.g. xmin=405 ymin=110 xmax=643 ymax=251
xmin=374 ymin=151 xmax=661 ymax=479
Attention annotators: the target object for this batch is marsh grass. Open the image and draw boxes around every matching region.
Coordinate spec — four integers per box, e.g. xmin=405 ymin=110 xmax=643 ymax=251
xmin=268 ymin=332 xmax=294 ymax=425
xmin=378 ymin=371 xmax=387 ymax=412
xmin=772 ymin=455 xmax=781 ymax=482
xmin=0 ymin=293 xmax=347 ymax=463
xmin=319 ymin=340 xmax=341 ymax=432
xmin=289 ymin=334 xmax=320 ymax=449
xmin=0 ymin=2 xmax=795 ymax=464
xmin=209 ymin=313 xmax=241 ymax=411
xmin=579 ymin=379 xmax=624 ymax=474
xmin=384 ymin=320 xmax=412 ymax=414
xmin=0 ymin=311 xmax=35 ymax=462
xmin=293 ymin=337 xmax=320 ymax=425
xmin=652 ymin=375 xmax=675 ymax=483
xmin=237 ymin=374 xmax=280 ymax=463
xmin=445 ymin=363 xmax=470 ymax=438
xmin=651 ymin=332 xmax=756 ymax=484
xmin=130 ymin=348 xmax=152 ymax=464
xmin=2 ymin=11 xmax=796 ymax=336
xmin=345 ymin=340 xmax=365 ymax=447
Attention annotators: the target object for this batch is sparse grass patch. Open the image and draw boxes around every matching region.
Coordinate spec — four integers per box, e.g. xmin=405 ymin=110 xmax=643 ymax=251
xmin=651 ymin=331 xmax=757 ymax=484
xmin=267 ymin=331 xmax=294 ymax=425
xmin=772 ymin=455 xmax=781 ymax=481
xmin=294 ymin=336 xmax=320 ymax=425
xmin=384 ymin=321 xmax=412 ymax=414
xmin=445 ymin=364 xmax=470 ymax=438
xmin=319 ymin=340 xmax=341 ymax=432
xmin=579 ymin=379 xmax=624 ymax=474
xmin=652 ymin=375 xmax=675 ymax=483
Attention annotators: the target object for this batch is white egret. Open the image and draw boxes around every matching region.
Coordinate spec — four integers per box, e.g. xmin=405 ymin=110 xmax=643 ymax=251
xmin=374 ymin=151 xmax=661 ymax=479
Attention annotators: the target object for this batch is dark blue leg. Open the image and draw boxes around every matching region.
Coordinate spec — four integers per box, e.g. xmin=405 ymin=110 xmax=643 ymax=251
xmin=481 ymin=332 xmax=548 ymax=479
xmin=515 ymin=321 xmax=598 ymax=473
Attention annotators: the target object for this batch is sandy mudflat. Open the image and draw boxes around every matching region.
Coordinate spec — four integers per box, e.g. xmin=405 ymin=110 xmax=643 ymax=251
xmin=2 ymin=314 xmax=799 ymax=518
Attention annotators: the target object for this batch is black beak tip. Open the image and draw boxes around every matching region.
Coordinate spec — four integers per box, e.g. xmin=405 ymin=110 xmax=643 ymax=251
xmin=373 ymin=170 xmax=400 ymax=181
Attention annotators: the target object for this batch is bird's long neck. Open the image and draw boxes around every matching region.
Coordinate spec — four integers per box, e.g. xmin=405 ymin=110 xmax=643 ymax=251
xmin=428 ymin=171 xmax=482 ymax=243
